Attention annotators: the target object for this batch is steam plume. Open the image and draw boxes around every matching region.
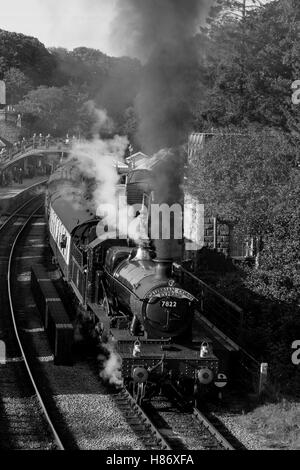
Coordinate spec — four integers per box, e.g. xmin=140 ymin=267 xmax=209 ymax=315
xmin=98 ymin=339 xmax=123 ymax=388
xmin=111 ymin=0 xmax=214 ymax=153
xmin=69 ymin=108 xmax=128 ymax=231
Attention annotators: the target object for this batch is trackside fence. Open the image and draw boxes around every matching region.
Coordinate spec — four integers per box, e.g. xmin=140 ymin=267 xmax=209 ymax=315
xmin=173 ymin=263 xmax=265 ymax=395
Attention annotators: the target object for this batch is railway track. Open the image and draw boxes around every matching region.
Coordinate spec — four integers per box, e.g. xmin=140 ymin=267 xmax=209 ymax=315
xmin=141 ymin=391 xmax=233 ymax=450
xmin=0 ymin=195 xmax=65 ymax=450
xmin=118 ymin=384 xmax=243 ymax=450
xmin=114 ymin=388 xmax=171 ymax=450
xmin=169 ymin=384 xmax=246 ymax=449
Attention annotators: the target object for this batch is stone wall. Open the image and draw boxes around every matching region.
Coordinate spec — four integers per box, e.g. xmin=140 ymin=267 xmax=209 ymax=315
xmin=204 ymin=216 xmax=230 ymax=255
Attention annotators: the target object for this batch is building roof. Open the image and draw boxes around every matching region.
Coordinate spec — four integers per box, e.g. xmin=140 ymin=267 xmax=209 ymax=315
xmin=126 ymin=151 xmax=149 ymax=162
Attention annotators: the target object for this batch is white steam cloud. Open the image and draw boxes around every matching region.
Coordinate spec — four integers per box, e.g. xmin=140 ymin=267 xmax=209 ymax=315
xmin=66 ymin=106 xmax=150 ymax=244
xmin=68 ymin=107 xmax=129 ymax=233
xmin=98 ymin=339 xmax=123 ymax=388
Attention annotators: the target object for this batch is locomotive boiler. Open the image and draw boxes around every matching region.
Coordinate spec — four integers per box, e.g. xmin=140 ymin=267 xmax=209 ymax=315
xmin=104 ymin=247 xmax=195 ymax=339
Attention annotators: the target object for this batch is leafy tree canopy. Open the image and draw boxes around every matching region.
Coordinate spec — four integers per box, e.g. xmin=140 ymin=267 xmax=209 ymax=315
xmin=16 ymin=85 xmax=96 ymax=136
xmin=194 ymin=0 xmax=300 ymax=133
xmin=4 ymin=67 xmax=33 ymax=104
xmin=0 ymin=29 xmax=57 ymax=85
xmin=188 ymin=127 xmax=296 ymax=236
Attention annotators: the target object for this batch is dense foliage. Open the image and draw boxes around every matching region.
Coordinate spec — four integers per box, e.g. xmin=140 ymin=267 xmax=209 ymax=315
xmin=16 ymin=85 xmax=98 ymax=136
xmin=188 ymin=130 xmax=296 ymax=234
xmin=193 ymin=0 xmax=300 ymax=133
xmin=187 ymin=0 xmax=300 ymax=395
xmin=0 ymin=29 xmax=57 ymax=85
xmin=0 ymin=30 xmax=141 ymax=137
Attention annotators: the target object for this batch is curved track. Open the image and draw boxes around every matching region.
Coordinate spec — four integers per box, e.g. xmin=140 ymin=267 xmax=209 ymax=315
xmin=0 ymin=196 xmax=64 ymax=450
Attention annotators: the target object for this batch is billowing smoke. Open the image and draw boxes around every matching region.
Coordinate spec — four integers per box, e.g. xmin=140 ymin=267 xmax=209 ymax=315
xmin=67 ymin=107 xmax=148 ymax=243
xmin=98 ymin=339 xmax=123 ymax=388
xmin=110 ymin=1 xmax=214 ymax=260
xmin=72 ymin=135 xmax=127 ymax=209
xmin=111 ymin=0 xmax=214 ymax=154
xmin=84 ymin=101 xmax=115 ymax=137
xmin=68 ymin=108 xmax=128 ymax=231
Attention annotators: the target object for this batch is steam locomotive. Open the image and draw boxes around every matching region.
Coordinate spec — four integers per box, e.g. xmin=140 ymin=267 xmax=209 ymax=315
xmin=46 ymin=157 xmax=219 ymax=403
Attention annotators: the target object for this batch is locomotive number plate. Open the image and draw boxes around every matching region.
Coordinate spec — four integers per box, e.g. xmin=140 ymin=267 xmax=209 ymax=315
xmin=160 ymin=300 xmax=177 ymax=308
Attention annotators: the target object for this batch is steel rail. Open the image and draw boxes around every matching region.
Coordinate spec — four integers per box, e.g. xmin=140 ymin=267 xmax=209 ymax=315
xmin=120 ymin=388 xmax=172 ymax=450
xmin=168 ymin=384 xmax=236 ymax=450
xmin=0 ymin=179 xmax=48 ymax=233
xmin=192 ymin=408 xmax=235 ymax=450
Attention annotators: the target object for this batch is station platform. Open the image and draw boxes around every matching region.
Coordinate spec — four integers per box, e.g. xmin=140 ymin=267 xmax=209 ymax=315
xmin=0 ymin=176 xmax=48 ymax=201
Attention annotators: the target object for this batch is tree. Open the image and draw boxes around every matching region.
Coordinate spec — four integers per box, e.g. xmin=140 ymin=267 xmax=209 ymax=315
xmin=245 ymin=169 xmax=300 ymax=304
xmin=206 ymin=0 xmax=264 ymax=27
xmin=188 ymin=2 xmax=300 ymax=393
xmin=49 ymin=47 xmax=109 ymax=90
xmin=187 ymin=127 xmax=300 ymax=393
xmin=4 ymin=67 xmax=32 ymax=104
xmin=194 ymin=1 xmax=300 ymax=132
xmin=16 ymin=85 xmax=96 ymax=136
xmin=0 ymin=29 xmax=57 ymax=86
xmin=187 ymin=128 xmax=296 ymax=238
xmin=49 ymin=47 xmax=142 ymax=132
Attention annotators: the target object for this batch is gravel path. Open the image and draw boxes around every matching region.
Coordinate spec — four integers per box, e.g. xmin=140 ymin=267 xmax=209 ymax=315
xmin=38 ymin=361 xmax=146 ymax=450
xmin=54 ymin=393 xmax=146 ymax=450
xmin=210 ymin=411 xmax=265 ymax=449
